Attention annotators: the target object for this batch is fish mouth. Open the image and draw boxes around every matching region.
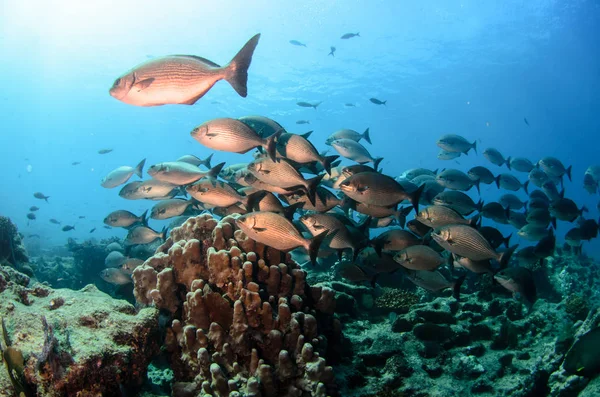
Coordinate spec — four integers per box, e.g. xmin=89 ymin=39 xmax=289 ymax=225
xmin=109 ymin=86 xmax=127 ymax=100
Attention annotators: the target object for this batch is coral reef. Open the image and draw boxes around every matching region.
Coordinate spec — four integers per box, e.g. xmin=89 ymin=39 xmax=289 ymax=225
xmin=0 ymin=264 xmax=159 ymax=396
xmin=133 ymin=213 xmax=341 ymax=396
xmin=374 ymin=287 xmax=420 ymax=314
xmin=0 ymin=216 xmax=29 ymax=269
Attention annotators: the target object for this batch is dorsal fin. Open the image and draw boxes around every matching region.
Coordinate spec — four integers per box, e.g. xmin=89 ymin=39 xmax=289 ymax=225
xmin=170 ymin=55 xmax=221 ymax=68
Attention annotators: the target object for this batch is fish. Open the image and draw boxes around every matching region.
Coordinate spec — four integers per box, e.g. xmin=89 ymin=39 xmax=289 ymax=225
xmin=495 ymin=174 xmax=529 ymax=193
xmin=118 ymin=180 xmax=180 ymax=201
xmin=296 ymin=101 xmax=322 ymax=109
xmin=479 ymin=226 xmax=511 ymax=249
xmin=339 ymin=171 xmax=424 ymax=213
xmin=105 ymin=251 xmax=126 ymax=267
xmin=436 ymin=134 xmax=477 ymax=155
xmin=534 ymin=229 xmax=555 ymax=259
xmin=29 ymin=206 xmax=39 ymax=212
xmin=106 ymin=242 xmax=124 ymax=252
xmin=150 ymin=199 xmax=196 ymax=220
xmin=78 ymin=216 xmax=86 ymax=219
xmin=517 ymin=224 xmax=550 ymax=241
xmin=526 ymin=208 xmax=553 ymax=227
xmin=147 ymin=161 xmax=224 ymax=185
xmin=369 ymin=98 xmax=386 ymax=105
xmin=26 ymin=213 xmax=36 ymax=220
xmin=247 ymin=157 xmax=323 ymax=205
xmin=468 ymin=166 xmax=495 ymax=185
xmin=280 ymin=187 xmax=342 ymax=213
xmin=416 ymin=205 xmax=478 ymax=229
xmin=549 ymin=198 xmax=587 ymax=222
xmin=342 ymin=164 xmax=379 ymax=177
xmin=190 ymin=118 xmax=279 ymax=161
xmin=62 ymin=225 xmax=75 ymax=232
xmin=300 ymin=213 xmax=360 ymax=259
xmin=399 ymin=267 xmax=465 ymax=299
xmin=369 ymin=229 xmax=421 ymax=256
xmin=125 ymin=226 xmax=167 ymax=245
xmin=100 ymin=268 xmax=132 ymax=285
xmin=402 ymin=168 xmax=438 ymax=180
xmin=176 ymin=154 xmax=213 ymax=169
xmin=120 ymin=258 xmax=145 ymax=275
xmin=499 ymin=193 xmax=527 ymax=210
xmin=235 ymin=211 xmax=327 ymax=265
xmin=406 ymin=219 xmax=431 ymax=238
xmin=337 ymin=262 xmax=377 ymax=284
xmin=104 ymin=226 xmax=112 ymax=229
xmin=583 ymin=173 xmax=598 ymax=194
xmin=563 ymin=327 xmax=600 ymax=377
xmin=109 ymin=34 xmax=261 ymax=106
xmin=436 ymin=169 xmax=480 ymax=192
xmin=276 ymin=132 xmax=339 ymax=174
xmin=495 ymin=267 xmax=537 ymax=305
xmin=100 ymin=159 xmax=146 ymax=188
xmin=289 ymin=40 xmax=307 ymax=47
xmin=528 ymin=168 xmax=551 ymax=188
xmin=524 ymin=118 xmax=529 ymax=126
xmin=71 ymin=161 xmax=81 ymax=165
xmin=579 ymin=218 xmax=600 ymax=240
xmin=238 ymin=115 xmax=285 ymax=138
xmin=89 ymin=228 xmax=96 ymax=233
xmin=186 ymin=179 xmax=249 ymax=208
xmin=104 ymin=210 xmax=148 ymax=228
xmin=483 ymin=148 xmax=506 ymax=167
xmin=27 ymin=234 xmax=40 ymax=238
xmin=541 ymin=180 xmax=563 ymax=202
xmin=98 ymin=149 xmax=113 ymax=154
xmin=341 ymin=32 xmax=360 ymax=39
xmin=453 ymin=254 xmax=494 ymax=275
xmin=326 ymin=128 xmax=371 ymax=145
xmin=393 ymin=245 xmax=445 ymax=271
xmin=330 ymin=139 xmax=382 ymax=168
xmin=431 ymin=224 xmax=516 ymax=265
xmin=33 ymin=192 xmax=50 ymax=202
xmin=350 ymin=202 xmax=412 ymax=228
xmin=345 ymin=103 xmax=356 ymax=107
xmin=296 ymin=120 xmax=310 ymax=125
xmin=506 ymin=209 xmax=528 ymax=229
xmin=437 ymin=150 xmax=461 ymax=160
xmin=537 ymin=157 xmax=572 ymax=182
xmin=565 ymin=227 xmax=583 ymax=253
xmin=506 ymin=157 xmax=534 ymax=173
xmin=243 ymin=173 xmax=301 ymax=195
xmin=480 ymin=202 xmax=509 ymax=224
xmin=432 ymin=191 xmax=482 ymax=216
xmin=328 ymin=46 xmax=336 ymax=56
xmin=245 ymin=191 xmax=301 ymax=219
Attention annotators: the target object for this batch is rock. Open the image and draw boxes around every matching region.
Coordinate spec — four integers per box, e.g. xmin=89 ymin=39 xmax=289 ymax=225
xmin=464 ymin=343 xmax=486 ymax=357
xmin=469 ymin=323 xmax=494 ymax=341
xmin=422 ymin=363 xmax=443 ymax=378
xmin=452 ymin=355 xmax=485 ymax=380
xmin=391 ymin=317 xmax=413 ymax=333
xmin=413 ymin=323 xmax=453 ymax=342
xmin=415 ymin=309 xmax=456 ymax=325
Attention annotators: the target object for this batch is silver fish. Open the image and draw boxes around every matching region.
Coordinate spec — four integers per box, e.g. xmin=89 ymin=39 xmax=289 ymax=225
xmin=483 ymin=148 xmax=506 ymax=167
xmin=325 ymin=128 xmax=371 ymax=145
xmin=150 ymin=199 xmax=196 ymax=220
xmin=330 ymin=139 xmax=382 ymax=168
xmin=125 ymin=226 xmax=167 ymax=245
xmin=147 ymin=161 xmax=223 ymax=185
xmin=176 ymin=154 xmax=213 ymax=169
xmin=100 ymin=268 xmax=132 ymax=285
xmin=104 ymin=209 xmax=147 ymax=228
xmin=436 ymin=134 xmax=476 ymax=154
xmin=101 ymin=159 xmax=146 ymax=189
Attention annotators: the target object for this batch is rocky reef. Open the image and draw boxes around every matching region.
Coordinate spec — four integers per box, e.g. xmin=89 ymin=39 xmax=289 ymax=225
xmin=133 ymin=213 xmax=341 ymax=396
xmin=0 ymin=264 xmax=159 ymax=396
xmin=0 ymin=216 xmax=30 ymax=272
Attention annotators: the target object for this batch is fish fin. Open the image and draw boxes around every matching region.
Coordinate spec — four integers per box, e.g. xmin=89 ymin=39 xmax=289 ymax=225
xmin=244 ymin=190 xmax=266 ymax=212
xmin=306 ymin=174 xmax=325 ymax=206
xmin=499 ymin=244 xmax=518 ymax=269
xmin=453 ymin=273 xmax=466 ymax=300
xmin=140 ymin=209 xmax=149 ymax=227
xmin=474 ymin=179 xmax=481 ymax=195
xmin=373 ymin=157 xmax=384 ymax=172
xmin=201 ymin=153 xmax=213 ymax=169
xmin=308 ymin=231 xmax=328 ymax=266
xmin=45 ymin=196 xmax=49 ymax=202
xmin=559 ymin=188 xmax=565 ymax=199
xmin=282 ymin=202 xmax=304 ymax=220
xmin=410 ymin=184 xmax=426 ymax=215
xmin=362 ymin=128 xmax=372 ymax=144
xmin=253 ymin=227 xmax=268 ymax=232
xmin=566 ymin=165 xmax=573 ymax=182
xmin=313 ymin=101 xmax=323 ymax=110
xmin=224 ymin=33 xmax=261 ymax=97
xmin=476 ymin=199 xmax=484 ymax=212
xmin=495 ymin=175 xmax=501 ymax=189
xmin=205 ymin=132 xmax=219 ymax=137
xmin=322 ymin=155 xmax=339 ymax=175
xmin=264 ymin=129 xmax=282 ymax=162
xmin=506 ymin=156 xmax=512 ymax=170
xmin=207 ymin=162 xmax=226 ymax=180
xmin=301 ymin=130 xmax=313 ymax=139
xmin=468 ymin=214 xmax=480 ymax=228
xmin=371 ymin=239 xmax=385 ymax=257
xmin=133 ymin=158 xmax=146 ymax=178
xmin=551 ymin=217 xmax=557 ymax=230
xmin=160 ymin=227 xmax=168 ymax=241
xmin=523 ymin=180 xmax=529 ymax=195
xmin=395 ymin=206 xmax=412 ymax=229
xmin=581 ymin=205 xmax=589 ymax=214
xmin=134 ymin=77 xmax=154 ymax=91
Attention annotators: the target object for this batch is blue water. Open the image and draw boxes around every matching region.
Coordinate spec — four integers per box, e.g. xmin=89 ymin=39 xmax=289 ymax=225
xmin=1 ymin=1 xmax=599 ymax=256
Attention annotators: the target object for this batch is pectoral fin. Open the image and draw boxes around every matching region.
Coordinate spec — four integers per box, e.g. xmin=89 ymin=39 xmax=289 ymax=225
xmin=134 ymin=78 xmax=155 ymax=91
xmin=253 ymin=227 xmax=267 ymax=232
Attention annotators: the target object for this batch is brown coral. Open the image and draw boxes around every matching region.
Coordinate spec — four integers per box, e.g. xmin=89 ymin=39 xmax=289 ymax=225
xmin=133 ymin=213 xmax=340 ymax=396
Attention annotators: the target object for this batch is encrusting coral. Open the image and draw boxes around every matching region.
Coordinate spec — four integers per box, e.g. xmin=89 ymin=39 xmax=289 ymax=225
xmin=133 ymin=213 xmax=341 ymax=396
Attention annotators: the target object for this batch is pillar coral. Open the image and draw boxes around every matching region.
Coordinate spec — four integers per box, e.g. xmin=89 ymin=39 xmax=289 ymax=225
xmin=132 ymin=214 xmax=340 ymax=396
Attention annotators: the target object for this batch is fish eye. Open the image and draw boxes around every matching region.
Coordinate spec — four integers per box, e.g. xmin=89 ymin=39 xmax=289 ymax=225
xmin=113 ymin=78 xmax=121 ymax=87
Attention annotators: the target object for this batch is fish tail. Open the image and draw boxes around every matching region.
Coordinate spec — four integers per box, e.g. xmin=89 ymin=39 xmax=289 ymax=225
xmin=504 ymin=233 xmax=512 ymax=248
xmin=410 ymin=184 xmax=426 ymax=215
xmin=321 ymin=155 xmax=340 ymax=175
xmin=134 ymin=158 xmax=146 ymax=178
xmin=395 ymin=206 xmax=412 ymax=229
xmin=581 ymin=205 xmax=589 ymax=214
xmin=308 ymin=230 xmax=328 ymax=266
xmin=499 ymin=244 xmax=519 ymax=269
xmin=301 ymin=130 xmax=313 ymax=139
xmin=44 ymin=196 xmax=50 ymax=202
xmin=506 ymin=156 xmax=512 ymax=170
xmin=523 ymin=180 xmax=529 ymax=195
xmin=566 ymin=165 xmax=573 ymax=182
xmin=160 ymin=227 xmax=169 ymax=241
xmin=373 ymin=157 xmax=384 ymax=172
xmin=313 ymin=101 xmax=323 ymax=110
xmin=140 ymin=209 xmax=149 ymax=227
xmin=282 ymin=202 xmax=304 ymax=220
xmin=453 ymin=273 xmax=466 ymax=300
xmin=371 ymin=238 xmax=385 ymax=257
xmin=476 ymin=199 xmax=484 ymax=212
xmin=264 ymin=129 xmax=282 ymax=162
xmin=207 ymin=162 xmax=226 ymax=180
xmin=362 ymin=128 xmax=372 ymax=144
xmin=551 ymin=217 xmax=557 ymax=230
xmin=494 ymin=175 xmax=501 ymax=189
xmin=224 ymin=33 xmax=261 ymax=97
xmin=471 ymin=140 xmax=477 ymax=155
xmin=305 ymin=174 xmax=325 ymax=206
xmin=468 ymin=214 xmax=480 ymax=228
xmin=474 ymin=179 xmax=481 ymax=195
xmin=201 ymin=153 xmax=213 ymax=169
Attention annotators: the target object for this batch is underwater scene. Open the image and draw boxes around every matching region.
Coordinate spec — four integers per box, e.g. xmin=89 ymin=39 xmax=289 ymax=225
xmin=2 ymin=1 xmax=600 ymax=396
